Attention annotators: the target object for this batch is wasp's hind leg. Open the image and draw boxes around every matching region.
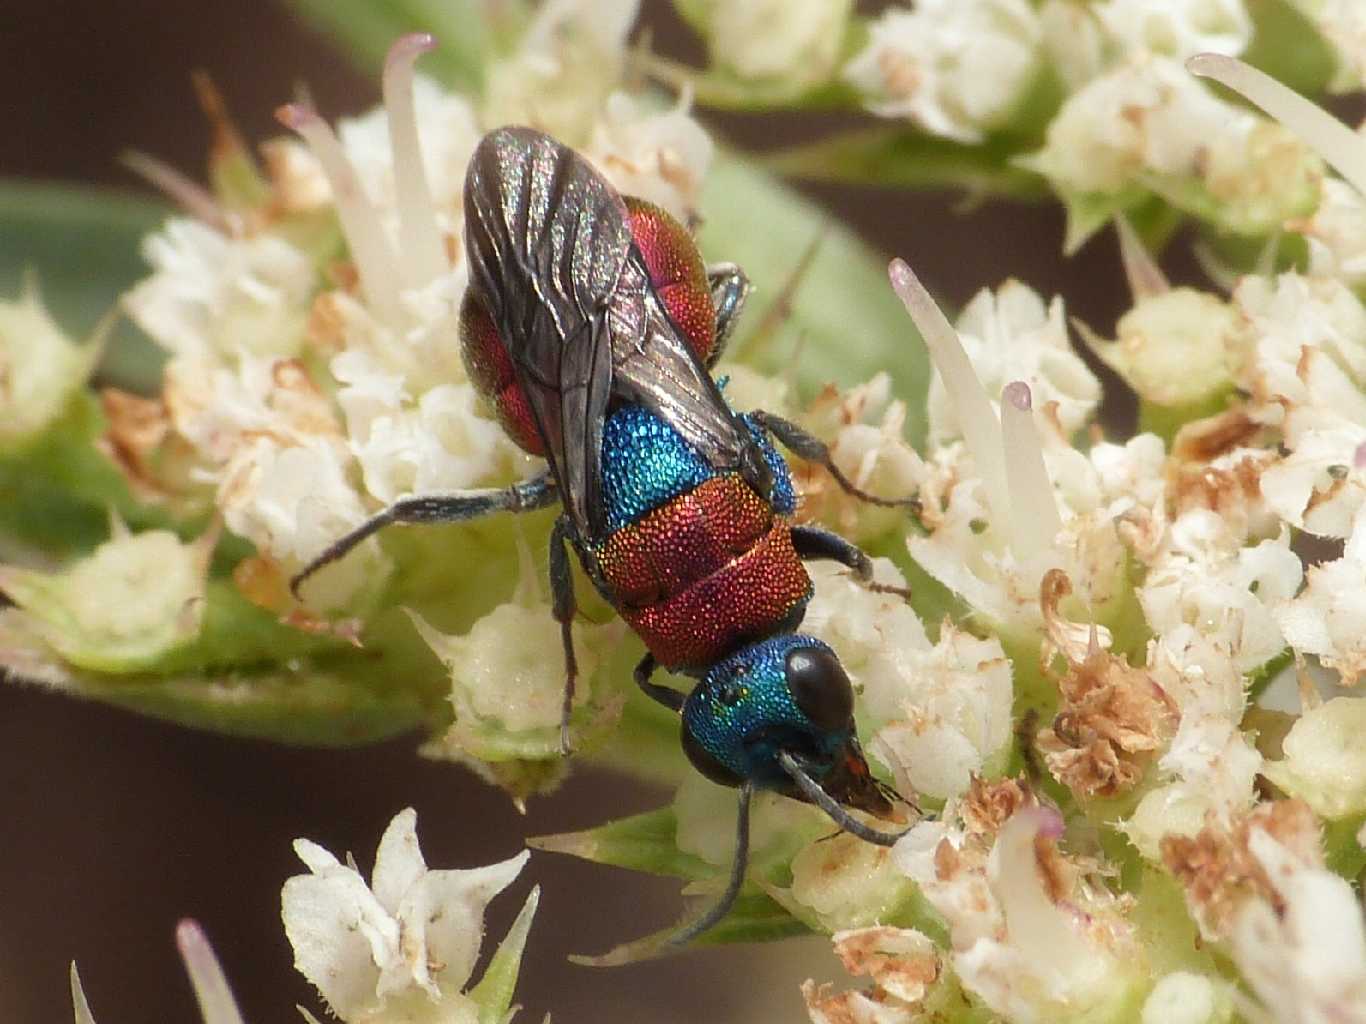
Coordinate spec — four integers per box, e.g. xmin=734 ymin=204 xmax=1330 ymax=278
xmin=666 ymin=782 xmax=753 ymax=949
xmin=791 ymin=524 xmax=912 ymax=601
xmin=570 ymin=782 xmax=754 ymax=966
xmin=549 ymin=513 xmax=582 ymax=756
xmin=633 ymin=652 xmax=684 ymax=712
xmin=750 ymin=410 xmax=921 ymax=512
xmin=289 ymin=473 xmax=556 ymax=599
xmin=706 ymin=262 xmax=750 ymax=368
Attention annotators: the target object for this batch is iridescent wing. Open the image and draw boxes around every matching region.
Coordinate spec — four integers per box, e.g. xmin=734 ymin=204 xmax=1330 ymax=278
xmin=463 ymin=126 xmax=765 ymax=543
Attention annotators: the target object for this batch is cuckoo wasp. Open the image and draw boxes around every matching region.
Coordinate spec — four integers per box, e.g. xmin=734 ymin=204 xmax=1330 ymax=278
xmin=293 ymin=127 xmax=915 ymax=948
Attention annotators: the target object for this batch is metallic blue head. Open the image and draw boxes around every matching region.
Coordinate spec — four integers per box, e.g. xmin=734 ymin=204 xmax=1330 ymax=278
xmin=681 ymin=634 xmax=897 ymax=819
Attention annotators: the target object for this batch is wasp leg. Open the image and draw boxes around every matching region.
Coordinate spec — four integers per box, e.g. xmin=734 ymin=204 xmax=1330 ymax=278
xmin=666 ymin=782 xmax=753 ymax=949
xmin=750 ymin=410 xmax=921 ymax=511
xmin=777 ymin=751 xmax=909 ymax=847
xmin=706 ymin=262 xmax=751 ymax=368
xmin=290 ymin=473 xmax=556 ymax=599
xmin=790 ymin=525 xmax=912 ymax=600
xmin=634 ymin=652 xmax=685 ymax=712
xmin=549 ymin=514 xmax=580 ymax=756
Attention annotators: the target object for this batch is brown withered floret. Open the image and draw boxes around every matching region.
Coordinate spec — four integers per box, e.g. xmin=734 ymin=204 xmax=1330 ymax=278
xmin=1036 ymin=570 xmax=1178 ymax=799
xmin=834 ymin=927 xmax=941 ymax=998
xmin=802 ymin=926 xmax=943 ymax=1022
xmin=99 ymin=388 xmax=212 ymax=513
xmin=960 ymin=774 xmax=1035 ymax=838
xmin=1171 ymin=407 xmax=1264 ymax=463
xmin=1161 ymin=799 xmax=1322 ymax=940
xmin=99 ymin=389 xmax=172 ymax=500
xmin=1165 ymin=408 xmax=1276 ymax=540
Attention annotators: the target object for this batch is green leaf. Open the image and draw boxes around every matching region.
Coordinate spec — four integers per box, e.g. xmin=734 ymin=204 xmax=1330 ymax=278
xmin=1245 ymin=0 xmax=1337 ymax=96
xmin=1054 ymin=187 xmax=1150 ymax=256
xmin=281 ymin=0 xmax=529 ymax=94
xmin=0 ymin=611 xmax=428 ymax=746
xmin=697 ymin=151 xmax=931 ymax=444
xmin=0 ymin=392 xmax=188 ymax=560
xmin=529 ymin=807 xmax=714 ymax=881
xmin=1324 ymin=813 xmax=1366 ymax=881
xmin=765 ymin=127 xmax=1050 ymax=202
xmin=470 ymin=886 xmax=539 ymax=1024
xmin=688 ymin=889 xmax=808 ymax=946
xmin=0 ymin=180 xmax=166 ymax=394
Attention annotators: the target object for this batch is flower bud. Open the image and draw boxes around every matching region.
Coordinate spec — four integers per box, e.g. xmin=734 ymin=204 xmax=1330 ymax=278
xmin=0 ymin=278 xmax=104 ymax=452
xmin=1140 ymin=971 xmax=1234 ymax=1024
xmin=0 ymin=522 xmax=215 ymax=672
xmin=845 ymin=0 xmax=1044 ymax=143
xmin=780 ymin=833 xmax=919 ymax=933
xmin=1262 ymin=696 xmax=1366 ymax=819
xmin=411 ymin=554 xmax=625 ymax=798
xmin=703 ymin=0 xmax=853 ymax=89
xmin=1082 ymin=288 xmax=1241 ymax=412
xmin=1023 ymin=55 xmax=1320 ymax=238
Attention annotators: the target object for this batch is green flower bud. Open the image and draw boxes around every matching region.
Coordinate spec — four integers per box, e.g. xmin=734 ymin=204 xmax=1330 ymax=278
xmin=1081 ymin=289 xmax=1242 ymax=413
xmin=0 ymin=521 xmax=215 ymax=672
xmin=0 ymin=277 xmax=105 ymax=452
xmin=1262 ymin=696 xmax=1366 ymax=819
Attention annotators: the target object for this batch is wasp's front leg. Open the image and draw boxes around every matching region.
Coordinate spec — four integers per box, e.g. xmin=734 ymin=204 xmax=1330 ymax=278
xmin=750 ymin=410 xmax=921 ymax=512
xmin=790 ymin=525 xmax=912 ymax=600
xmin=290 ymin=473 xmax=557 ymax=599
xmin=633 ymin=652 xmax=685 ymax=712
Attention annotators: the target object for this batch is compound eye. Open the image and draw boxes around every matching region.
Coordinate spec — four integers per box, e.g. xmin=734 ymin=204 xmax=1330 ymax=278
xmin=785 ymin=646 xmax=853 ymax=732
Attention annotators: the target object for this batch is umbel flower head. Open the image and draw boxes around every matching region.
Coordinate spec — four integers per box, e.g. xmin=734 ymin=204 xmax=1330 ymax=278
xmin=18 ymin=4 xmax=1366 ymax=1022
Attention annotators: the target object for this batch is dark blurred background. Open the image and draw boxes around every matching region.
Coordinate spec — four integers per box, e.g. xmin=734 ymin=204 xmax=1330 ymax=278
xmin=0 ymin=2 xmax=1142 ymax=1022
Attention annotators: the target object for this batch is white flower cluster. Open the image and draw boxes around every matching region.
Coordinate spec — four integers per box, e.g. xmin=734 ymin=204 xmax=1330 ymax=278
xmin=73 ymin=810 xmax=537 ymax=1024
xmin=116 ymin=2 xmax=710 ymax=613
xmin=100 ymin=4 xmax=708 ymax=769
xmin=834 ymin=0 xmax=1329 ymax=251
xmin=798 ymin=56 xmax=1366 ymax=1023
xmin=844 ymin=0 xmax=1044 ymax=143
xmin=842 ymin=0 xmax=1258 ymax=141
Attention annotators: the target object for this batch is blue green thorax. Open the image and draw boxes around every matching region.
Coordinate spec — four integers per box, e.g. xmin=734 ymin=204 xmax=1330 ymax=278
xmin=598 ymin=403 xmax=795 ymax=534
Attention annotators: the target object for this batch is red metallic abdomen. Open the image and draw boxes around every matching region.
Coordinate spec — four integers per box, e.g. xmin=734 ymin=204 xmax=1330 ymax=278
xmin=459 ymin=290 xmax=544 ymax=455
xmin=623 ymin=197 xmax=715 ymax=362
xmin=596 ymin=474 xmax=812 ymax=669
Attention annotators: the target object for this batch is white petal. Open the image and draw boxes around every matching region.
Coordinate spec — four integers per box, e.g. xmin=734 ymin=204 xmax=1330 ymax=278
xmin=281 ymin=867 xmax=398 ymax=1018
xmin=403 ymin=849 xmax=531 ymax=993
xmin=370 ymin=808 xmax=426 ymax=915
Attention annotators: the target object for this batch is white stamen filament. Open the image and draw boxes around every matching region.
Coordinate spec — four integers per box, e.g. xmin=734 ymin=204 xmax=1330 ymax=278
xmin=1000 ymin=382 xmax=1064 ymax=567
xmin=382 ymin=33 xmax=449 ymax=289
xmin=1188 ymin=53 xmax=1366 ymax=200
xmin=276 ymin=103 xmax=403 ymax=325
xmin=70 ymin=964 xmax=96 ymax=1024
xmin=888 ymin=258 xmax=1010 ymax=522
xmin=120 ymin=150 xmax=235 ymax=235
xmin=1114 ymin=214 xmax=1169 ymax=302
xmin=990 ymin=808 xmax=1101 ymax=978
xmin=175 ymin=920 xmax=247 ymax=1024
